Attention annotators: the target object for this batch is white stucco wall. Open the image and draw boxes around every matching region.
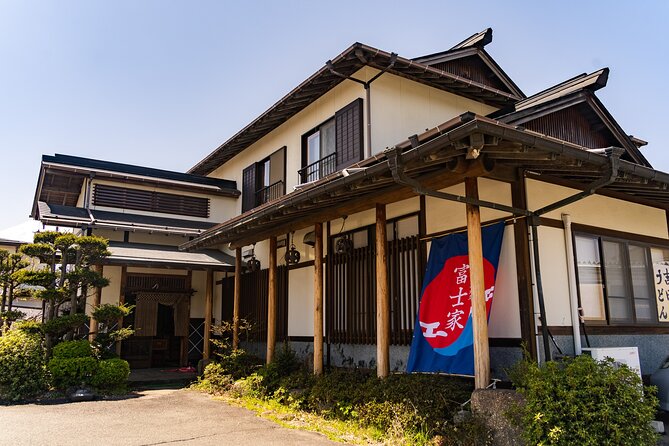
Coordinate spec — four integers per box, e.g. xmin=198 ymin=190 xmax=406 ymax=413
xmin=99 ymin=265 xmax=122 ymax=307
xmin=207 ymin=68 xmax=496 ymax=217
xmin=526 ymin=179 xmax=668 ymax=238
xmin=287 ymin=266 xmax=315 ymax=337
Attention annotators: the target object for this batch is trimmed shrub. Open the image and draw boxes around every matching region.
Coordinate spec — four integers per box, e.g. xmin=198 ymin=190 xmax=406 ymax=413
xmin=13 ymin=320 xmax=43 ymax=336
xmin=48 ymin=356 xmax=98 ymax=389
xmin=41 ymin=313 xmax=89 ymax=337
xmin=198 ymin=362 xmax=235 ymax=394
xmin=52 ymin=340 xmax=93 ymax=359
xmin=0 ymin=329 xmax=47 ymax=401
xmin=212 ymin=349 xmax=262 ymax=380
xmin=91 ymin=358 xmax=130 ymax=391
xmin=510 ymin=354 xmax=658 ymax=446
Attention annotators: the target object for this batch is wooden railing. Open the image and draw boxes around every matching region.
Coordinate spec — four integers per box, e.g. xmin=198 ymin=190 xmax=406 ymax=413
xmin=298 ymin=153 xmax=337 ymax=184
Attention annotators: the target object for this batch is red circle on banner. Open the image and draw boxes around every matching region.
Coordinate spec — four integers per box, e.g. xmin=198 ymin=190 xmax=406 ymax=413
xmin=418 ymin=255 xmax=496 ymax=349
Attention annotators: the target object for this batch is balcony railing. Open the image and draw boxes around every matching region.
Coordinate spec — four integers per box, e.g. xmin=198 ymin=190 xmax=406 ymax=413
xmin=298 ymin=152 xmax=336 ymax=184
xmin=256 ymin=180 xmax=284 ymax=206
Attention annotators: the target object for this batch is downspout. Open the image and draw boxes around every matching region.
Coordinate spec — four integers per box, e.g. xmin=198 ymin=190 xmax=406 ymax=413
xmin=529 ymin=217 xmax=553 ymax=362
xmin=84 ymin=173 xmax=96 ymax=226
xmin=561 ymin=213 xmax=582 ymax=356
xmin=327 ymin=51 xmax=397 ymax=158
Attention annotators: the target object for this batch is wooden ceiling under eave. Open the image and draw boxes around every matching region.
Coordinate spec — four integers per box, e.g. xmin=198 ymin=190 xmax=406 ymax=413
xmin=39 ymin=169 xmax=85 ymax=207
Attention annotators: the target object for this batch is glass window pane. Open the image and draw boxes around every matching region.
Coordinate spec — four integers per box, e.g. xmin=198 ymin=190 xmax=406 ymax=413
xmin=574 ymin=235 xmax=606 ymax=321
xmin=353 ymin=230 xmax=368 ymax=249
xmin=628 ymin=244 xmax=653 ymax=322
xmin=602 ymin=240 xmax=632 ymax=322
xmin=320 ymin=120 xmax=336 ymax=157
xmin=308 ymin=132 xmax=320 ymax=165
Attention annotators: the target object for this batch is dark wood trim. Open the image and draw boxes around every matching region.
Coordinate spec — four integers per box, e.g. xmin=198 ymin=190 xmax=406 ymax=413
xmin=288 ymin=336 xmax=314 ymax=343
xmin=287 ymin=260 xmax=315 ymax=270
xmin=536 ymin=217 xmax=563 ymax=229
xmin=544 ymin=325 xmax=669 ymax=335
xmin=489 ymin=338 xmax=523 ymax=348
xmin=418 ymin=195 xmax=427 ymax=287
xmin=512 ymin=177 xmax=537 ymax=359
xmin=525 ymin=172 xmax=669 ymax=211
xmin=572 ymin=223 xmax=669 ymax=248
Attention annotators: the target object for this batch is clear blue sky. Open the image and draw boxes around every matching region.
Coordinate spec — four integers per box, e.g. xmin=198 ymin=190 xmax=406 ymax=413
xmin=1 ymin=1 xmax=668 ymax=230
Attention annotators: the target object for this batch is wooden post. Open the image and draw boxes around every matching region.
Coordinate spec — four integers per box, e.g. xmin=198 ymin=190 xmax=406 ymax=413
xmin=376 ymin=204 xmax=390 ymax=378
xmin=313 ymin=223 xmax=324 ymax=375
xmin=180 ymin=271 xmax=192 ymax=367
xmin=233 ymin=247 xmax=242 ymax=350
xmin=115 ymin=266 xmax=127 ymax=357
xmin=203 ymin=269 xmax=213 ymax=360
xmin=465 ymin=177 xmax=490 ymax=389
xmin=88 ymin=264 xmax=104 ymax=342
xmin=267 ymin=237 xmax=277 ymax=364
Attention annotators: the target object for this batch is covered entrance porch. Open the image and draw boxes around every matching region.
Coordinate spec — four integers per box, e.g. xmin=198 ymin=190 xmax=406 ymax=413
xmin=91 ymin=241 xmax=235 ymax=369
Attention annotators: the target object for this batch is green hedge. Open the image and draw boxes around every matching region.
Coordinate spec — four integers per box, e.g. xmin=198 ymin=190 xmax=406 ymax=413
xmin=510 ymin=354 xmax=658 ymax=446
xmin=0 ymin=329 xmax=47 ymax=401
xmin=52 ymin=340 xmax=93 ymax=359
xmin=48 ymin=357 xmax=98 ymax=389
xmin=91 ymin=358 xmax=130 ymax=391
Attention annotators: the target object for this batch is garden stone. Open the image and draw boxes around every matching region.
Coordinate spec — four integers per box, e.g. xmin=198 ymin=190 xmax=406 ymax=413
xmin=471 ymin=389 xmax=525 ymax=446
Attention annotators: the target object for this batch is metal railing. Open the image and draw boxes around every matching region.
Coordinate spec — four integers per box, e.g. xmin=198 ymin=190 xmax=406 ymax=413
xmin=256 ymin=180 xmax=284 ymax=206
xmin=298 ymin=152 xmax=337 ymax=184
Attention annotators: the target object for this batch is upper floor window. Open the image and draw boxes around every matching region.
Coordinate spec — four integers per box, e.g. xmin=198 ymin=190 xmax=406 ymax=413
xmin=300 ymin=98 xmax=363 ymax=184
xmin=574 ymin=233 xmax=669 ymax=325
xmin=92 ymin=184 xmax=209 ymax=218
xmin=242 ymin=147 xmax=286 ymax=213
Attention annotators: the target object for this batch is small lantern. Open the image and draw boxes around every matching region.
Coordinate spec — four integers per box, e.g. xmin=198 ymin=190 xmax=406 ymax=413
xmin=247 ymin=257 xmax=261 ymax=272
xmin=284 ymin=232 xmax=301 ymax=265
xmin=247 ymin=244 xmax=261 ymax=272
xmin=336 ymin=237 xmax=353 ymax=255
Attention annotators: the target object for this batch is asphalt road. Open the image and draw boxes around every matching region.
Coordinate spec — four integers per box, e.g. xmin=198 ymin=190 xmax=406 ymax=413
xmin=0 ymin=389 xmax=342 ymax=446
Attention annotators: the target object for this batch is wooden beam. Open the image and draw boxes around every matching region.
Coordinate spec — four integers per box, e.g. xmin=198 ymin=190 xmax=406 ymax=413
xmin=465 ymin=177 xmax=490 ymax=389
xmin=267 ymin=236 xmax=277 ymax=364
xmin=313 ymin=223 xmax=324 ymax=375
xmin=203 ymin=269 xmax=213 ymax=360
xmin=88 ymin=264 xmax=104 ymax=342
xmin=375 ymin=204 xmax=390 ymax=378
xmin=233 ymin=247 xmax=242 ymax=350
xmin=229 ymin=160 xmax=493 ymax=248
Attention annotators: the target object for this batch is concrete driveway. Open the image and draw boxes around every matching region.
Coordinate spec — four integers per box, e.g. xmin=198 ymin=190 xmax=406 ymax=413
xmin=0 ymin=389 xmax=342 ymax=446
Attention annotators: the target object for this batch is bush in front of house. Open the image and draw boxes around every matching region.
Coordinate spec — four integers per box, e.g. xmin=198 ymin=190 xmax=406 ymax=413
xmin=90 ymin=358 xmax=130 ymax=391
xmin=509 ymin=354 xmax=658 ymax=446
xmin=52 ymin=339 xmax=93 ymax=359
xmin=48 ymin=356 xmax=98 ymax=389
xmin=197 ymin=344 xmax=490 ymax=445
xmin=0 ymin=328 xmax=47 ymax=401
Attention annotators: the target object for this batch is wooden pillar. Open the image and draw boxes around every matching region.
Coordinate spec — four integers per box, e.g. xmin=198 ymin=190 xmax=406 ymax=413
xmin=180 ymin=271 xmax=192 ymax=367
xmin=88 ymin=264 xmax=103 ymax=342
xmin=465 ymin=177 xmax=490 ymax=389
xmin=115 ymin=266 xmax=127 ymax=357
xmin=203 ymin=269 xmax=214 ymax=360
xmin=233 ymin=247 xmax=242 ymax=350
xmin=376 ymin=204 xmax=390 ymax=378
xmin=313 ymin=223 xmax=324 ymax=375
xmin=267 ymin=236 xmax=278 ymax=364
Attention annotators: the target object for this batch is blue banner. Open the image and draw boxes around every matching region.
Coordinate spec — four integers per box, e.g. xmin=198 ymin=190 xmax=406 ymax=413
xmin=407 ymin=222 xmax=505 ymax=375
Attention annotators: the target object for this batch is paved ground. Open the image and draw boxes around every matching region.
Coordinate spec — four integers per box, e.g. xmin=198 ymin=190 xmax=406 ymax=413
xmin=0 ymin=389 xmax=343 ymax=446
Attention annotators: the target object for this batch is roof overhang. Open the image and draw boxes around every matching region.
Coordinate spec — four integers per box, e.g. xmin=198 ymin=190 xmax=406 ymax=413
xmin=36 ymin=202 xmax=215 ymax=236
xmin=181 ymin=113 xmax=669 ymax=251
xmin=104 ymin=242 xmax=234 ymax=271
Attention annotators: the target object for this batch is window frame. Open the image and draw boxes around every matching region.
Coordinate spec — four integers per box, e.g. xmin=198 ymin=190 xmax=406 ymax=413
xmin=573 ymin=230 xmax=663 ymax=327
